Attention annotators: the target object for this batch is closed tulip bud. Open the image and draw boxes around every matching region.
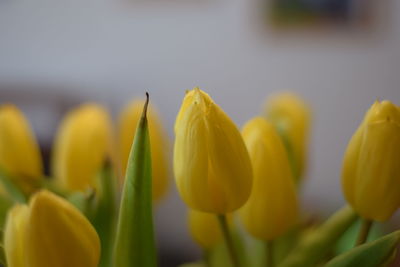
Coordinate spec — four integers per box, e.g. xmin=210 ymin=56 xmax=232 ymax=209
xmin=342 ymin=100 xmax=400 ymax=222
xmin=118 ymin=100 xmax=169 ymax=202
xmin=264 ymin=93 xmax=311 ymax=181
xmin=174 ymin=88 xmax=253 ymax=213
xmin=0 ymin=105 xmax=43 ymax=194
xmin=240 ymin=117 xmax=298 ymax=240
xmin=4 ymin=190 xmax=100 ymax=267
xmin=188 ymin=209 xmax=222 ymax=249
xmin=52 ymin=103 xmax=113 ymax=192
xmin=4 ymin=204 xmax=29 ymax=267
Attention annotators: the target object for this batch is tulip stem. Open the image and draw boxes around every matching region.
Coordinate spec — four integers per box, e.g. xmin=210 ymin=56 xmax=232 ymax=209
xmin=203 ymin=249 xmax=212 ymax=267
xmin=355 ymin=219 xmax=373 ymax=246
xmin=265 ymin=241 xmax=274 ymax=267
xmin=217 ymin=214 xmax=240 ymax=267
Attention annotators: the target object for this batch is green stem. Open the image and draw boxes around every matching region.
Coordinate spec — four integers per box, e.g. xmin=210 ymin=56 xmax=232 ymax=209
xmin=355 ymin=219 xmax=373 ymax=246
xmin=265 ymin=241 xmax=274 ymax=267
xmin=217 ymin=214 xmax=240 ymax=267
xmin=203 ymin=249 xmax=212 ymax=267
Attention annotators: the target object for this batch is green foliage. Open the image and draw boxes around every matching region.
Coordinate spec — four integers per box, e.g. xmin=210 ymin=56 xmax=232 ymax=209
xmin=90 ymin=165 xmax=117 ymax=267
xmin=0 ymin=168 xmax=26 ymax=203
xmin=112 ymin=94 xmax=157 ymax=267
xmin=325 ymin=231 xmax=400 ymax=267
xmin=279 ymin=206 xmax=357 ymax=267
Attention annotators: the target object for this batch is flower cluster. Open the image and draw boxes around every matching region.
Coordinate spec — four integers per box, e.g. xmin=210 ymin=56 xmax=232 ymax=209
xmin=0 ymin=89 xmax=399 ymax=267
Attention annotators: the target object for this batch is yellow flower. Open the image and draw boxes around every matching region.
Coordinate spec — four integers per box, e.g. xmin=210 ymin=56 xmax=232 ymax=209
xmin=4 ymin=204 xmax=29 ymax=267
xmin=240 ymin=117 xmax=298 ymax=240
xmin=264 ymin=93 xmax=311 ymax=181
xmin=52 ymin=103 xmax=113 ymax=192
xmin=118 ymin=100 xmax=169 ymax=202
xmin=342 ymin=100 xmax=400 ymax=222
xmin=188 ymin=209 xmax=222 ymax=249
xmin=0 ymin=105 xmax=43 ymax=194
xmin=174 ymin=88 xmax=253 ymax=213
xmin=4 ymin=190 xmax=100 ymax=267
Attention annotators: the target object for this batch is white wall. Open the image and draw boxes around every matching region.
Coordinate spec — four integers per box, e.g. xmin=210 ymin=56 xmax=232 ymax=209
xmin=0 ymin=0 xmax=399 ymax=258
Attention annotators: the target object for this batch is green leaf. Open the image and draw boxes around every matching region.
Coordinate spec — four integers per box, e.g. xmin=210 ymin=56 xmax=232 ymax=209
xmin=335 ymin=219 xmax=383 ymax=254
xmin=113 ymin=93 xmax=156 ymax=267
xmin=209 ymin=242 xmax=232 ymax=267
xmin=41 ymin=178 xmax=69 ymax=198
xmin=325 ymin=230 xmax=400 ymax=267
xmin=0 ymin=168 xmax=26 ymax=203
xmin=0 ymin=242 xmax=6 ymax=266
xmin=67 ymin=189 xmax=95 ymax=214
xmin=178 ymin=263 xmax=206 ymax=267
xmin=279 ymin=206 xmax=358 ymax=267
xmin=91 ymin=164 xmax=117 ymax=267
xmin=207 ymin=222 xmax=248 ymax=267
xmin=0 ymin=194 xmax=13 ymax=228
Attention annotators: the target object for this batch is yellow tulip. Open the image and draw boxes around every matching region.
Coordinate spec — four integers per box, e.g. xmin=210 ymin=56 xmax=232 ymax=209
xmin=174 ymin=88 xmax=253 ymax=213
xmin=4 ymin=190 xmax=100 ymax=267
xmin=0 ymin=105 xmax=43 ymax=194
xmin=52 ymin=103 xmax=113 ymax=192
xmin=240 ymin=117 xmax=298 ymax=240
xmin=342 ymin=100 xmax=400 ymax=222
xmin=118 ymin=100 xmax=169 ymax=202
xmin=264 ymin=93 xmax=311 ymax=181
xmin=4 ymin=204 xmax=29 ymax=267
xmin=188 ymin=209 xmax=222 ymax=249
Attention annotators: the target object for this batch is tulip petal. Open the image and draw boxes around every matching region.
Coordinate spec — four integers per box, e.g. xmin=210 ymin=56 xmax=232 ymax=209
xmin=26 ymin=190 xmax=100 ymax=267
xmin=341 ymin=126 xmax=363 ymax=208
xmin=240 ymin=118 xmax=298 ymax=240
xmin=4 ymin=204 xmax=29 ymax=267
xmin=174 ymin=88 xmax=253 ymax=213
xmin=0 ymin=105 xmax=43 ymax=195
xmin=206 ymin=105 xmax=253 ymax=213
xmin=174 ymin=96 xmax=212 ymax=211
xmin=355 ymin=120 xmax=400 ymax=221
xmin=52 ymin=104 xmax=112 ymax=192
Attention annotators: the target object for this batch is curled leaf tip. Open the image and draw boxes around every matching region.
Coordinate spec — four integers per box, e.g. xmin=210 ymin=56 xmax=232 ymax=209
xmin=142 ymin=92 xmax=150 ymax=119
xmin=103 ymin=157 xmax=112 ymax=168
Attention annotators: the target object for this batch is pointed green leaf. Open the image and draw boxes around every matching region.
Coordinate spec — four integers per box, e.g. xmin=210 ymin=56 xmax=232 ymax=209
xmin=325 ymin=231 xmax=400 ymax=267
xmin=279 ymin=206 xmax=358 ymax=267
xmin=113 ymin=93 xmax=156 ymax=267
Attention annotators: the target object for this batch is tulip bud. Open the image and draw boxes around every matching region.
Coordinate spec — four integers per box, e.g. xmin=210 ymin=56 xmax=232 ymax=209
xmin=4 ymin=190 xmax=101 ymax=267
xmin=52 ymin=103 xmax=113 ymax=192
xmin=118 ymin=100 xmax=169 ymax=202
xmin=174 ymin=88 xmax=253 ymax=213
xmin=342 ymin=100 xmax=400 ymax=222
xmin=188 ymin=209 xmax=222 ymax=249
xmin=264 ymin=93 xmax=311 ymax=181
xmin=4 ymin=204 xmax=29 ymax=267
xmin=0 ymin=105 xmax=43 ymax=194
xmin=240 ymin=117 xmax=298 ymax=240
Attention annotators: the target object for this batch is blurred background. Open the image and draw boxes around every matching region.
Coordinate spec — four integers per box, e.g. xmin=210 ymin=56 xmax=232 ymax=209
xmin=0 ymin=0 xmax=399 ymax=265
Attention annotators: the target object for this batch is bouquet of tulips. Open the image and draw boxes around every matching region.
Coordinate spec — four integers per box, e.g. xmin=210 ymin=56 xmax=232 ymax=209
xmin=0 ymin=88 xmax=399 ymax=267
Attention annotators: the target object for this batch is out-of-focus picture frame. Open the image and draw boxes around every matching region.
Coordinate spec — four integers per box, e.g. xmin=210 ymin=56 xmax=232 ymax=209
xmin=268 ymin=0 xmax=373 ymax=28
